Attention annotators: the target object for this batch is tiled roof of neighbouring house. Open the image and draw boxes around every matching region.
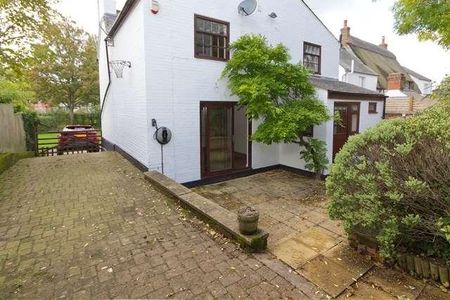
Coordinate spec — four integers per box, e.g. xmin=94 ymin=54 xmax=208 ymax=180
xmin=401 ymin=66 xmax=432 ymax=82
xmin=310 ymin=76 xmax=385 ymax=96
xmin=349 ymin=36 xmax=397 ymax=59
xmin=103 ymin=13 xmax=118 ymax=33
xmin=345 ymin=36 xmax=423 ymax=93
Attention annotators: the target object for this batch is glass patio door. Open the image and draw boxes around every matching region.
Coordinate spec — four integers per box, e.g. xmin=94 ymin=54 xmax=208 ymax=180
xmin=201 ymin=102 xmax=234 ymax=177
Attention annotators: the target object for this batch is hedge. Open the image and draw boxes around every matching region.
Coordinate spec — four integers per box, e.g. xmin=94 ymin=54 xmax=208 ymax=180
xmin=0 ymin=152 xmax=35 ymax=175
xmin=327 ymin=102 xmax=450 ymax=263
xmin=37 ymin=110 xmax=100 ymax=133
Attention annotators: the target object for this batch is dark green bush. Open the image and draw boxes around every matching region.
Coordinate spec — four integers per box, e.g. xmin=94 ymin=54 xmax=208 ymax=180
xmin=327 ymin=103 xmax=450 ymax=262
xmin=22 ymin=111 xmax=39 ymax=152
xmin=0 ymin=152 xmax=35 ymax=175
xmin=37 ymin=109 xmax=100 ymax=133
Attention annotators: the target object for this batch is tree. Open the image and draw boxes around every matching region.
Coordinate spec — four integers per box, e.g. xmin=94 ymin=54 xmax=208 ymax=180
xmin=222 ymin=35 xmax=332 ymax=177
xmin=0 ymin=0 xmax=58 ymax=74
xmin=28 ymin=20 xmax=99 ymax=123
xmin=432 ymin=75 xmax=450 ymax=103
xmin=393 ymin=0 xmax=450 ymax=48
xmin=0 ymin=77 xmax=35 ymax=112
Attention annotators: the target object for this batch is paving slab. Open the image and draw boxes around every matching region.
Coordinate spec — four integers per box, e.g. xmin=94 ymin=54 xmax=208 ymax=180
xmin=299 ymin=255 xmax=358 ymax=298
xmin=292 ymin=227 xmax=340 ymax=253
xmin=416 ymin=284 xmax=449 ymax=300
xmin=324 ymin=243 xmax=374 ymax=276
xmin=361 ymin=267 xmax=426 ymax=299
xmin=337 ymin=282 xmax=395 ymax=299
xmin=272 ymin=237 xmax=319 ymax=268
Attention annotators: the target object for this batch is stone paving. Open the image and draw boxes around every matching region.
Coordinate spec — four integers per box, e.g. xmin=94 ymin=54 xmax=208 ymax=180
xmin=0 ymin=153 xmax=312 ymax=299
xmin=194 ymin=170 xmax=449 ymax=299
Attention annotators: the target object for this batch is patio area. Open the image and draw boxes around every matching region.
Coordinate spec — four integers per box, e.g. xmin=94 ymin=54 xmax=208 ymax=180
xmin=193 ymin=170 xmax=448 ymax=299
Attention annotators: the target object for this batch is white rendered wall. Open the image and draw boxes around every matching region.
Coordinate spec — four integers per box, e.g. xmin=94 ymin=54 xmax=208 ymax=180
xmin=101 ymin=0 xmax=150 ymax=167
xmin=142 ymin=0 xmax=340 ymax=182
xmin=340 ymin=71 xmax=378 ymax=91
xmin=279 ymin=88 xmax=332 ymax=173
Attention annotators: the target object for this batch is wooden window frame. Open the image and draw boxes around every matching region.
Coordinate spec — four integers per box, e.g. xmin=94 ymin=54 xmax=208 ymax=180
xmin=350 ymin=103 xmax=361 ymax=134
xmin=368 ymin=102 xmax=378 ymax=114
xmin=303 ymin=42 xmax=322 ymax=75
xmin=194 ymin=14 xmax=230 ymax=62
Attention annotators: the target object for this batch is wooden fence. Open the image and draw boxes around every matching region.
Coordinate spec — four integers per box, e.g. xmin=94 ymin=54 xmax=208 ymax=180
xmin=0 ymin=104 xmax=26 ymax=153
xmin=37 ymin=130 xmax=103 ymax=157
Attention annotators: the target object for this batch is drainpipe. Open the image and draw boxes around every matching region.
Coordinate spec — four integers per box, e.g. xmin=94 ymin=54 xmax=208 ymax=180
xmin=101 ymin=39 xmax=112 ymax=115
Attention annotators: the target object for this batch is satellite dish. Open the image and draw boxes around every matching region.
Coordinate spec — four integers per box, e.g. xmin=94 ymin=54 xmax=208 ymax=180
xmin=238 ymin=0 xmax=257 ymax=16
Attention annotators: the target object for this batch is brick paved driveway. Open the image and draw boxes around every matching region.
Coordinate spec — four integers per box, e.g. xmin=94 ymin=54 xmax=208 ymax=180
xmin=0 ymin=153 xmax=309 ymax=299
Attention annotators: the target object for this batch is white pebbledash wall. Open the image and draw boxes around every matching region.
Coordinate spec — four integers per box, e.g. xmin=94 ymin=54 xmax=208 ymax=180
xmin=339 ymin=66 xmax=379 ymax=92
xmin=100 ymin=0 xmax=345 ymax=183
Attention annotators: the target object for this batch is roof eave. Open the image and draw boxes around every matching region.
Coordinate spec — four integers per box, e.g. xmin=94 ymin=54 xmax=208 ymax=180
xmin=328 ymin=90 xmax=386 ymax=101
xmin=107 ymin=0 xmax=138 ymax=39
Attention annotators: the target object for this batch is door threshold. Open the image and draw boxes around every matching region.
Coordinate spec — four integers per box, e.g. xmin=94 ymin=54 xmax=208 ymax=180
xmin=186 ymin=168 xmax=254 ymax=188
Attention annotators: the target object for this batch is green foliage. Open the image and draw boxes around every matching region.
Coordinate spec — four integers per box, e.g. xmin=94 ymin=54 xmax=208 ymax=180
xmin=393 ymin=0 xmax=450 ymax=48
xmin=0 ymin=152 xmax=35 ymax=175
xmin=0 ymin=78 xmax=35 ymax=112
xmin=22 ymin=111 xmax=39 ymax=151
xmin=300 ymin=139 xmax=328 ymax=176
xmin=327 ymin=102 xmax=450 ymax=262
xmin=28 ymin=20 xmax=99 ymax=123
xmin=222 ymin=35 xmax=331 ymax=176
xmin=0 ymin=0 xmax=58 ymax=73
xmin=432 ymin=75 xmax=450 ymax=103
xmin=37 ymin=109 xmax=101 ymax=133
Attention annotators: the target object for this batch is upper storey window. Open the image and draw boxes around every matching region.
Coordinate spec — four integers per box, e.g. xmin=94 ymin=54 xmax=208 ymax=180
xmin=195 ymin=15 xmax=229 ymax=61
xmin=303 ymin=42 xmax=321 ymax=74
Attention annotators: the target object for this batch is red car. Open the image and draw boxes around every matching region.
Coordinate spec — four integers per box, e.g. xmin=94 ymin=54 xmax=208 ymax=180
xmin=57 ymin=125 xmax=99 ymax=154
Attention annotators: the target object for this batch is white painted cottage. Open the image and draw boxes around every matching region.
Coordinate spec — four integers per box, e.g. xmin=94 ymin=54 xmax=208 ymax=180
xmin=98 ymin=0 xmax=386 ymax=185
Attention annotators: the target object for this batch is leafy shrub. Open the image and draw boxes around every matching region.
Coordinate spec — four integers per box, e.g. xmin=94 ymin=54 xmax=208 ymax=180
xmin=327 ymin=102 xmax=450 ymax=262
xmin=37 ymin=109 xmax=100 ymax=133
xmin=22 ymin=111 xmax=39 ymax=151
xmin=0 ymin=152 xmax=35 ymax=175
xmin=222 ymin=34 xmax=331 ymax=176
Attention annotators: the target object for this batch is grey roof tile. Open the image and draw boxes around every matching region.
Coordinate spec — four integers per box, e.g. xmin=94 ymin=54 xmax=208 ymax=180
xmin=401 ymin=66 xmax=432 ymax=82
xmin=310 ymin=76 xmax=384 ymax=95
xmin=103 ymin=13 xmax=117 ymax=33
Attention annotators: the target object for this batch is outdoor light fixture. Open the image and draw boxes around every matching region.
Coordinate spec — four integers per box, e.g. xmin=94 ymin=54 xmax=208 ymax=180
xmin=269 ymin=12 xmax=277 ymax=19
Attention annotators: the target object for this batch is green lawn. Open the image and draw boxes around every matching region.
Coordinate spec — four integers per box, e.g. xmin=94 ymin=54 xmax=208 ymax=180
xmin=38 ymin=133 xmax=58 ymax=149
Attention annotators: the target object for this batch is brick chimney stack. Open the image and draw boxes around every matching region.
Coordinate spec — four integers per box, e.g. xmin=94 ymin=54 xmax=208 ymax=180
xmin=379 ymin=36 xmax=388 ymax=49
xmin=340 ymin=20 xmax=351 ymax=47
xmin=387 ymin=73 xmax=406 ymax=90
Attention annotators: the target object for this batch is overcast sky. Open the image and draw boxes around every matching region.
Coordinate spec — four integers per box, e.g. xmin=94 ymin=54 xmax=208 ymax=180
xmin=56 ymin=0 xmax=449 ymax=84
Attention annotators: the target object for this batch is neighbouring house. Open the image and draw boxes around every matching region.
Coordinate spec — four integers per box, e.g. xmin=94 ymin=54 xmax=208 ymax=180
xmin=33 ymin=101 xmax=50 ymax=113
xmin=338 ymin=20 xmax=436 ymax=118
xmin=97 ymin=0 xmax=386 ymax=184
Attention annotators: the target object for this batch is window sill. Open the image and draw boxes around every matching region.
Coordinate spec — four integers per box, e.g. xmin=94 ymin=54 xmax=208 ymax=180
xmin=195 ymin=55 xmax=228 ymax=62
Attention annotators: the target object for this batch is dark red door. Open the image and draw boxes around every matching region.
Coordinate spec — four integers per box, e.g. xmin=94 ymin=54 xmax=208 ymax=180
xmin=333 ymin=102 xmax=360 ymax=158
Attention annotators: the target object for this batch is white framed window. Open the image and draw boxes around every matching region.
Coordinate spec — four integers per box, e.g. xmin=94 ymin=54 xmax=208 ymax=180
xmin=359 ymin=76 xmax=365 ymax=88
